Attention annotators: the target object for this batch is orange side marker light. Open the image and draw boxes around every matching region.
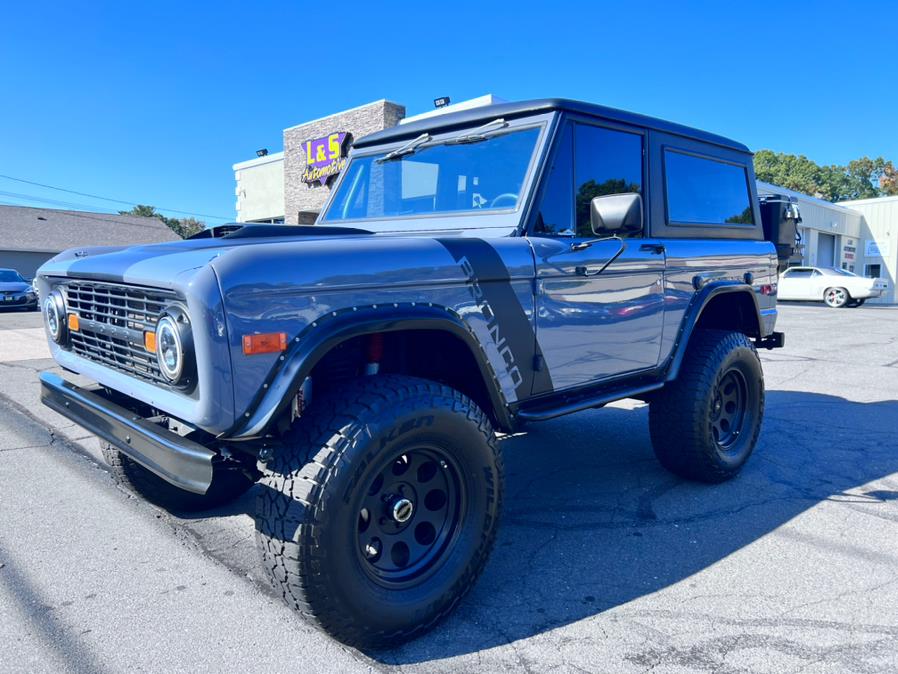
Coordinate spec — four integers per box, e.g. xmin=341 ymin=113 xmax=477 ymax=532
xmin=243 ymin=332 xmax=288 ymax=356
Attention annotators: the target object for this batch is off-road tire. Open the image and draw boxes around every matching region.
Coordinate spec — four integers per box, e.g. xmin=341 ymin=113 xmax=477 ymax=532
xmin=255 ymin=375 xmax=502 ymax=649
xmin=101 ymin=442 xmax=256 ymax=511
xmin=824 ymin=287 xmax=850 ymax=308
xmin=649 ymin=330 xmax=764 ymax=483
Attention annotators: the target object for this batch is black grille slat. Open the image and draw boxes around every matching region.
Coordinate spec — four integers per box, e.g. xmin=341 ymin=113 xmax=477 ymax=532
xmin=61 ymin=280 xmax=179 ymax=384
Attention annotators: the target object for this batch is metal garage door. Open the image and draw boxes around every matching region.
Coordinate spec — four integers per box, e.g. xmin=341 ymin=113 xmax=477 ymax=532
xmin=817 ymin=233 xmax=836 ymax=267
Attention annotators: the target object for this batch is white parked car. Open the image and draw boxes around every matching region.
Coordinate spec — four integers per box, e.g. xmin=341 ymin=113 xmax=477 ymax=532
xmin=778 ymin=266 xmax=888 ymax=308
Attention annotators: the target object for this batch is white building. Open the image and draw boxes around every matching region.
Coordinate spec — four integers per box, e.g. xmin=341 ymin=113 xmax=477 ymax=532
xmin=838 ymin=195 xmax=897 ymax=300
xmin=757 ymin=182 xmax=897 ymax=303
xmin=233 ymin=151 xmax=284 ymax=224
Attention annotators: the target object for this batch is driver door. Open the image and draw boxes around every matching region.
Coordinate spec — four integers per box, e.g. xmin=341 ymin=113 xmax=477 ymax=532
xmin=529 ymin=121 xmax=665 ymax=392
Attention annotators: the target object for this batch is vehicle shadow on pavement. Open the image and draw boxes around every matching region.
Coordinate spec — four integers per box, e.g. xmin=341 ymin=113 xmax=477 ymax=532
xmin=366 ymin=389 xmax=898 ymax=664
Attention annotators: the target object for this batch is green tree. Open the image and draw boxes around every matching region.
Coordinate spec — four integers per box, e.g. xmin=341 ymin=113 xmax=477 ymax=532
xmin=118 ymin=205 xmax=206 ymax=239
xmin=753 ymin=150 xmax=898 ymax=201
xmin=846 ymin=157 xmax=898 ymax=198
xmin=122 ymin=204 xmax=161 ymax=218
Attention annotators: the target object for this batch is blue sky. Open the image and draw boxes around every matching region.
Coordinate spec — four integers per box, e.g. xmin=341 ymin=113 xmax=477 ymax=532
xmin=1 ymin=0 xmax=895 ymax=225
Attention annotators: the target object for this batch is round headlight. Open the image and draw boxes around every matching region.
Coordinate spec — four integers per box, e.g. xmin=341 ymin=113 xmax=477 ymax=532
xmin=43 ymin=291 xmax=66 ymax=344
xmin=155 ymin=315 xmax=185 ymax=383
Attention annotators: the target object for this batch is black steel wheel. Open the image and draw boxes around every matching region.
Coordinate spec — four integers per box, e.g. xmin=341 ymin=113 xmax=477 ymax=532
xmin=649 ymin=330 xmax=764 ymax=482
xmin=356 ymin=445 xmax=464 ymax=588
xmin=255 ymin=375 xmax=502 ymax=649
xmin=709 ymin=368 xmax=748 ymax=451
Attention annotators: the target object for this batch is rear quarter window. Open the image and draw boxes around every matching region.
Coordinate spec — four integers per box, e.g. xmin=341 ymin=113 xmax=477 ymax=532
xmin=664 ymin=150 xmax=754 ymax=226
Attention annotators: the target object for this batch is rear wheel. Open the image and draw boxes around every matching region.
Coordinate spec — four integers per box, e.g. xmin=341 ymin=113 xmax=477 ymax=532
xmin=255 ymin=375 xmax=502 ymax=648
xmin=101 ymin=442 xmax=256 ymax=511
xmin=824 ymin=287 xmax=850 ymax=308
xmin=649 ymin=330 xmax=764 ymax=483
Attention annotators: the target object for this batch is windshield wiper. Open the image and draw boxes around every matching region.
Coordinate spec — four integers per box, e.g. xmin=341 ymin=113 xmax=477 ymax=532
xmin=444 ymin=118 xmax=509 ymax=145
xmin=374 ymin=117 xmax=509 ymax=163
xmin=377 ymin=132 xmax=431 ymax=163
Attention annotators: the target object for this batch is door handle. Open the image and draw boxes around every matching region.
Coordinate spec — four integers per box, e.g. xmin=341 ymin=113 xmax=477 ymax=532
xmin=640 ymin=243 xmax=665 ymax=254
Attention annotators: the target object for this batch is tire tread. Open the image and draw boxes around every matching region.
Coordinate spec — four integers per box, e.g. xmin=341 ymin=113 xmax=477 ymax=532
xmin=649 ymin=330 xmax=764 ymax=483
xmin=255 ymin=374 xmax=502 ymax=648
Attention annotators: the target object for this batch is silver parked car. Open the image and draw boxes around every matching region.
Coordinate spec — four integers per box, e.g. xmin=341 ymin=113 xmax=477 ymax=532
xmin=778 ymin=266 xmax=888 ymax=307
xmin=0 ymin=268 xmax=39 ymax=310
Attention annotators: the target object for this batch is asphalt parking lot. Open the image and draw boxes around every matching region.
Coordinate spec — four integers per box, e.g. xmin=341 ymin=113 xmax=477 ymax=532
xmin=1 ymin=302 xmax=897 ymax=673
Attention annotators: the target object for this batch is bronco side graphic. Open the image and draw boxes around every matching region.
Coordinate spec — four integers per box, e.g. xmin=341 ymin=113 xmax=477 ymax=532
xmin=436 ymin=237 xmax=553 ymax=399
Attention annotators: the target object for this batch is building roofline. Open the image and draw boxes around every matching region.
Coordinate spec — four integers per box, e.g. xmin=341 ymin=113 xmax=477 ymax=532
xmin=0 ymin=203 xmax=177 ymax=227
xmin=838 ymin=195 xmax=898 ymax=206
xmin=0 ymin=204 xmax=180 ymax=253
xmin=282 ymin=99 xmax=406 ymax=133
xmin=233 ymin=151 xmax=284 ymax=171
xmin=353 ymin=98 xmax=750 ymax=152
xmin=756 ymin=181 xmax=863 ymax=215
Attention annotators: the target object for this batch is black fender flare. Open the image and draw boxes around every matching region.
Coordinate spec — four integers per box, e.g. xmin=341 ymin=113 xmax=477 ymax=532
xmin=227 ymin=304 xmax=513 ymax=439
xmin=662 ymin=280 xmax=764 ymax=383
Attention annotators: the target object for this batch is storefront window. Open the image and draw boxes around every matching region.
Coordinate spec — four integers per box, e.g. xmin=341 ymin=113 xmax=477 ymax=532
xmin=865 ymin=264 xmax=882 ymax=278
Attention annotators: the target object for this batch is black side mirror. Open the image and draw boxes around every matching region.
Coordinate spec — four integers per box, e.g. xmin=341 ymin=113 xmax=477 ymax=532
xmin=590 ymin=193 xmax=643 ymax=236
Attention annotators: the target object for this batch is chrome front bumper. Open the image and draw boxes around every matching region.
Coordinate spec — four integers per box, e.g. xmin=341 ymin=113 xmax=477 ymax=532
xmin=39 ymin=372 xmax=214 ymax=494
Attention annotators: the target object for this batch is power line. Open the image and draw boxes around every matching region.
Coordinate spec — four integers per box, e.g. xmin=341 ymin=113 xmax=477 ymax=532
xmin=0 ymin=189 xmax=121 ymax=214
xmin=0 ymin=173 xmax=232 ymax=221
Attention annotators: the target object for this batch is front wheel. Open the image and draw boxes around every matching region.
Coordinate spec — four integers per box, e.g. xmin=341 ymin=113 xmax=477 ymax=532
xmin=255 ymin=375 xmax=502 ymax=648
xmin=824 ymin=287 xmax=850 ymax=308
xmin=649 ymin=330 xmax=764 ymax=483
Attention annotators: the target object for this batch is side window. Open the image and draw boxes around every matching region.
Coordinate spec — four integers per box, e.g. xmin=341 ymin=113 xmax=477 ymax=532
xmin=786 ymin=269 xmax=812 ymax=278
xmin=533 ymin=123 xmax=573 ymax=235
xmin=574 ymin=124 xmax=643 ymax=237
xmin=664 ymin=151 xmax=754 ymax=225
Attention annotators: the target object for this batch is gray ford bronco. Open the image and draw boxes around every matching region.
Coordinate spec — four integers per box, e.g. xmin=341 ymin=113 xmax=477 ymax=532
xmin=37 ymin=99 xmax=792 ymax=648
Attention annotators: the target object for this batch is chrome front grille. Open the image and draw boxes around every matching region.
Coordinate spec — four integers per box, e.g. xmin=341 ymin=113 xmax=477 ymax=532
xmin=61 ymin=280 xmax=178 ymax=384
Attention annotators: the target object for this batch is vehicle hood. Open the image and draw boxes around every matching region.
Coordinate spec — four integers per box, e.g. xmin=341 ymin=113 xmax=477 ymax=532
xmin=37 ymin=228 xmax=533 ymax=292
xmin=0 ymin=281 xmax=31 ymax=292
xmin=35 ymin=231 xmax=375 ymax=289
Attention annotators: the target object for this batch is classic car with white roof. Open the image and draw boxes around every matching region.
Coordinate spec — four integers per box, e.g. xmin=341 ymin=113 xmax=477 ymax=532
xmin=778 ymin=266 xmax=888 ymax=307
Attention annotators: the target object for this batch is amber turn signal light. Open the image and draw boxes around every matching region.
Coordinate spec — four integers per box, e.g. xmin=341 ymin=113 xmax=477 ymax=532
xmin=243 ymin=332 xmax=287 ymax=355
xmin=144 ymin=331 xmax=157 ymax=353
xmin=67 ymin=313 xmax=80 ymax=332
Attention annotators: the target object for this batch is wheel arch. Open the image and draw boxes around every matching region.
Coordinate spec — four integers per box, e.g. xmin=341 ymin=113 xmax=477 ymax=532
xmin=664 ymin=282 xmax=763 ymax=383
xmin=229 ymin=306 xmax=513 ymax=438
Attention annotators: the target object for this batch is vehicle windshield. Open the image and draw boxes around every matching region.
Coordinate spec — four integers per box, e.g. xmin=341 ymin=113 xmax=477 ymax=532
xmin=0 ymin=270 xmax=25 ymax=282
xmin=322 ymin=126 xmax=541 ymax=224
xmin=829 ymin=267 xmax=857 ymax=276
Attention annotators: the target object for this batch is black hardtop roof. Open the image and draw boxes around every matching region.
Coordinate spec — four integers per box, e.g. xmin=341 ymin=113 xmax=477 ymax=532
xmin=353 ymin=98 xmax=750 ymax=153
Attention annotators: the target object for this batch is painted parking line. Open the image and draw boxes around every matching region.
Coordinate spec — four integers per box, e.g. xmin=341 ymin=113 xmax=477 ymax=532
xmin=0 ymin=328 xmax=50 ymax=362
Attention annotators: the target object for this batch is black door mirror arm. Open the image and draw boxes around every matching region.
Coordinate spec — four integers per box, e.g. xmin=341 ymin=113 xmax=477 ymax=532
xmin=573 ymin=237 xmax=627 ymax=277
